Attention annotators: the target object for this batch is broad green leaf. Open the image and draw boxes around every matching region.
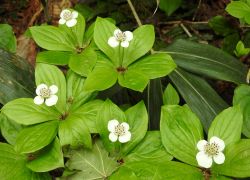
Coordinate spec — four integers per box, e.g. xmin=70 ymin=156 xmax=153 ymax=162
xmin=208 ymin=106 xmax=243 ymax=145
xmin=69 ymin=47 xmax=97 ymax=76
xmin=2 ymin=98 xmax=60 ymax=125
xmin=65 ymin=139 xmax=118 ymax=179
xmin=214 ymin=140 xmax=250 ymax=178
xmin=35 ymin=63 xmax=67 ymax=113
xmin=0 ymin=49 xmax=35 ymax=104
xmin=163 ymin=83 xmax=180 ymax=105
xmin=71 ymin=12 xmax=85 ymax=47
xmin=169 ymin=68 xmax=228 ymax=132
xmin=122 ymin=101 xmax=148 ymax=155
xmin=159 ymin=0 xmax=183 ymax=16
xmin=36 ymin=51 xmax=71 ymax=65
xmin=59 ymin=114 xmax=92 ymax=148
xmin=83 ymin=55 xmax=117 ymax=92
xmin=234 ymin=40 xmax=250 ymax=57
xmin=222 ymin=32 xmax=240 ymax=54
xmin=129 ymin=53 xmax=176 ymax=79
xmin=15 ymin=121 xmax=58 ymax=154
xmin=166 ymin=39 xmax=248 ymax=84
xmin=226 ymin=1 xmax=250 ymax=24
xmin=233 ymin=84 xmax=250 ymax=105
xmin=30 ymin=26 xmax=75 ymax=51
xmin=96 ymin=99 xmax=126 ymax=153
xmin=118 ymin=69 xmax=149 ymax=92
xmin=0 ymin=143 xmax=51 ymax=180
xmin=109 ymin=166 xmax=137 ymax=180
xmin=83 ymin=22 xmax=95 ymax=45
xmin=160 ymin=105 xmax=204 ymax=166
xmin=27 ymin=138 xmax=64 ymax=172
xmin=0 ymin=24 xmax=16 ymax=52
xmin=124 ymin=131 xmax=172 ymax=164
xmin=210 ymin=175 xmax=232 ymax=180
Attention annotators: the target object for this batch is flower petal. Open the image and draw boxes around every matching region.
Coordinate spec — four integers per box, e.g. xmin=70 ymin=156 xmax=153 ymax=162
xmin=108 ymin=119 xmax=119 ymax=132
xmin=109 ymin=132 xmax=118 ymax=142
xmin=213 ymin=152 xmax=225 ymax=164
xmin=119 ymin=131 xmax=131 ymax=143
xmin=45 ymin=95 xmax=58 ymax=106
xmin=120 ymin=122 xmax=130 ymax=132
xmin=197 ymin=140 xmax=208 ymax=151
xmin=66 ymin=19 xmax=77 ymax=27
xmin=196 ymin=151 xmax=213 ymax=168
xmin=108 ymin=37 xmax=119 ymax=47
xmin=36 ymin=84 xmax=48 ymax=95
xmin=121 ymin=41 xmax=129 ymax=48
xmin=114 ymin=29 xmax=122 ymax=36
xmin=72 ymin=11 xmax=78 ymax=18
xmin=210 ymin=136 xmax=225 ymax=151
xmin=124 ymin=31 xmax=133 ymax=41
xmin=49 ymin=85 xmax=58 ymax=94
xmin=34 ymin=96 xmax=44 ymax=105
xmin=60 ymin=9 xmax=71 ymax=18
xmin=59 ymin=19 xmax=66 ymax=24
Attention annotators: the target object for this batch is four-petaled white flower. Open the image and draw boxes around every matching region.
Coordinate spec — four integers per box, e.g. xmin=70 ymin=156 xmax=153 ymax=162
xmin=59 ymin=9 xmax=78 ymax=27
xmin=108 ymin=29 xmax=133 ymax=48
xmin=34 ymin=84 xmax=58 ymax=106
xmin=108 ymin=119 xmax=131 ymax=143
xmin=196 ymin=136 xmax=225 ymax=168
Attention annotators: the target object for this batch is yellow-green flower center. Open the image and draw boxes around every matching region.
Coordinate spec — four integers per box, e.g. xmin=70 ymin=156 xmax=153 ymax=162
xmin=114 ymin=124 xmax=126 ymax=136
xmin=39 ymin=88 xmax=51 ymax=98
xmin=115 ymin=31 xmax=126 ymax=42
xmin=204 ymin=142 xmax=219 ymax=156
xmin=63 ymin=11 xmax=72 ymax=21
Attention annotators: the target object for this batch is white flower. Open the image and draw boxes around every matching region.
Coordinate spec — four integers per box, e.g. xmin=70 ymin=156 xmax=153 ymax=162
xmin=59 ymin=9 xmax=78 ymax=27
xmin=108 ymin=29 xmax=133 ymax=48
xmin=108 ymin=119 xmax=131 ymax=143
xmin=34 ymin=84 xmax=58 ymax=106
xmin=196 ymin=136 xmax=225 ymax=168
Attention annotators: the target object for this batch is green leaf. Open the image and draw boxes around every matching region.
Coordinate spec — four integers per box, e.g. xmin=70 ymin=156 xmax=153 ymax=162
xmin=69 ymin=47 xmax=97 ymax=76
xmin=35 ymin=63 xmax=67 ymax=113
xmin=0 ymin=143 xmax=51 ymax=180
xmin=233 ymin=84 xmax=250 ymax=105
xmin=222 ymin=33 xmax=240 ymax=55
xmin=166 ymin=39 xmax=248 ymax=84
xmin=0 ymin=24 xmax=16 ymax=52
xmin=163 ymin=83 xmax=180 ymax=105
xmin=234 ymin=40 xmax=250 ymax=57
xmin=0 ymin=49 xmax=35 ymax=104
xmin=160 ymin=105 xmax=204 ymax=166
xmin=30 ymin=26 xmax=75 ymax=51
xmin=226 ymin=1 xmax=250 ymax=24
xmin=36 ymin=51 xmax=71 ymax=65
xmin=124 ymin=131 xmax=172 ymax=164
xmin=159 ymin=0 xmax=183 ymax=16
xmin=129 ymin=53 xmax=176 ymax=79
xmin=15 ymin=121 xmax=58 ymax=154
xmin=65 ymin=139 xmax=118 ymax=179
xmin=83 ymin=55 xmax=117 ymax=92
xmin=169 ymin=68 xmax=228 ymax=132
xmin=58 ymin=114 xmax=92 ymax=148
xmin=208 ymin=106 xmax=243 ymax=145
xmin=71 ymin=12 xmax=85 ymax=47
xmin=118 ymin=69 xmax=149 ymax=92
xmin=214 ymin=140 xmax=250 ymax=178
xmin=27 ymin=137 xmax=64 ymax=172
xmin=2 ymin=98 xmax=60 ymax=125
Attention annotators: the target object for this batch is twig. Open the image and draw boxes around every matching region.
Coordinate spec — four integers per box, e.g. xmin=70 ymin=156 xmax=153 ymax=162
xmin=159 ymin=20 xmax=208 ymax=25
xmin=192 ymin=0 xmax=202 ymax=21
xmin=180 ymin=23 xmax=192 ymax=38
xmin=127 ymin=0 xmax=142 ymax=26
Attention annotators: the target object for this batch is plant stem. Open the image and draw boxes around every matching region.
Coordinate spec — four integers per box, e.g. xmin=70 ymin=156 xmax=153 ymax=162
xmin=127 ymin=0 xmax=142 ymax=26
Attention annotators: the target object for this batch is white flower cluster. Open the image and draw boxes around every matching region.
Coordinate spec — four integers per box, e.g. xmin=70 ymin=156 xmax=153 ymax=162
xmin=34 ymin=84 xmax=58 ymax=106
xmin=108 ymin=29 xmax=133 ymax=48
xmin=59 ymin=9 xmax=78 ymax=27
xmin=108 ymin=119 xmax=131 ymax=143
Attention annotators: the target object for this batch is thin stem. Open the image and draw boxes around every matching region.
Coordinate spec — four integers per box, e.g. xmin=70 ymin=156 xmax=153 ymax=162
xmin=127 ymin=0 xmax=142 ymax=26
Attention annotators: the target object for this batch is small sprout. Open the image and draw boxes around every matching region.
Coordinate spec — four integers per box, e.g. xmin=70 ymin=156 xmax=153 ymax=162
xmin=196 ymin=136 xmax=225 ymax=168
xmin=59 ymin=9 xmax=78 ymax=27
xmin=34 ymin=84 xmax=58 ymax=106
xmin=108 ymin=119 xmax=131 ymax=143
xmin=108 ymin=29 xmax=133 ymax=48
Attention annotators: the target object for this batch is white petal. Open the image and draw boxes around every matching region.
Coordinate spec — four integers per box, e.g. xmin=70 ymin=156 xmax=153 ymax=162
xmin=109 ymin=133 xmax=118 ymax=142
xmin=114 ymin=29 xmax=122 ymax=36
xmin=124 ymin=31 xmax=133 ymax=41
xmin=210 ymin=136 xmax=225 ymax=151
xmin=49 ymin=85 xmax=58 ymax=94
xmin=119 ymin=131 xmax=131 ymax=143
xmin=36 ymin=84 xmax=48 ymax=95
xmin=213 ymin=152 xmax=225 ymax=164
xmin=34 ymin=96 xmax=44 ymax=105
xmin=45 ymin=95 xmax=58 ymax=106
xmin=196 ymin=151 xmax=213 ymax=168
xmin=108 ymin=119 xmax=119 ymax=132
xmin=66 ymin=19 xmax=77 ymax=27
xmin=120 ymin=122 xmax=130 ymax=132
xmin=121 ymin=41 xmax=129 ymax=48
xmin=197 ymin=140 xmax=208 ymax=151
xmin=108 ymin=37 xmax=119 ymax=47
xmin=59 ymin=18 xmax=66 ymax=24
xmin=60 ymin=9 xmax=71 ymax=18
xmin=72 ymin=11 xmax=78 ymax=18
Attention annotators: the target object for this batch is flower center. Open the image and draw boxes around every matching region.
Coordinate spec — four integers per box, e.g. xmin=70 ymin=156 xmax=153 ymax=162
xmin=204 ymin=142 xmax=219 ymax=156
xmin=114 ymin=124 xmax=125 ymax=136
xmin=115 ymin=31 xmax=126 ymax=42
xmin=63 ymin=11 xmax=72 ymax=20
xmin=39 ymin=88 xmax=51 ymax=98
